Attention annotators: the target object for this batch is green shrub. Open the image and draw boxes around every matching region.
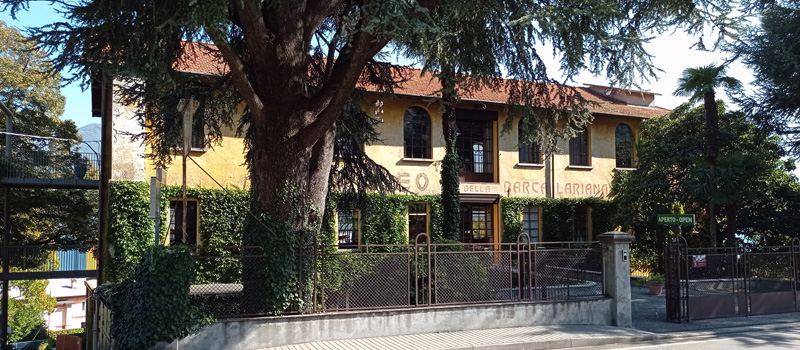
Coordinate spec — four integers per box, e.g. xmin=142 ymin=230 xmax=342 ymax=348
xmin=105 ymin=246 xmax=211 ymax=350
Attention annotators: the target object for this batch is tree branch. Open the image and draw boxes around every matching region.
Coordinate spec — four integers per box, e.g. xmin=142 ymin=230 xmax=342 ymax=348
xmin=205 ymin=28 xmax=265 ymax=123
xmin=231 ymin=0 xmax=276 ymax=71
xmin=292 ymin=30 xmax=389 ymax=149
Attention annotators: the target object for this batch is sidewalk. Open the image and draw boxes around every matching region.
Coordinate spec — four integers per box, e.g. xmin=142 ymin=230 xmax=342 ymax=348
xmin=261 ymin=287 xmax=800 ymax=350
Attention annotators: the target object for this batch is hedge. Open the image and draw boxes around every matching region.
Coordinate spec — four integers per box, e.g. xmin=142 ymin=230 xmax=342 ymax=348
xmin=106 ymin=181 xmax=617 ymax=281
xmin=501 ymin=197 xmax=617 ymax=243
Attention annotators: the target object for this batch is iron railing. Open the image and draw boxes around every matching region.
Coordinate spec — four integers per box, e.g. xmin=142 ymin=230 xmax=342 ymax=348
xmin=0 ymin=245 xmax=98 ymax=274
xmin=1 ymin=148 xmax=100 ymax=181
xmin=665 ymin=236 xmax=800 ymax=323
xmin=185 ymin=235 xmax=604 ymax=319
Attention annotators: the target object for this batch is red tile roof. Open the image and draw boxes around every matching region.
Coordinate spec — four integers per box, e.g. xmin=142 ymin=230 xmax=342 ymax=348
xmin=174 ymin=43 xmax=668 ymax=119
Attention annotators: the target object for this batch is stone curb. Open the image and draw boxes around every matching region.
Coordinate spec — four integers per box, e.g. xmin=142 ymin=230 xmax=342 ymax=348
xmin=445 ymin=322 xmax=800 ymax=350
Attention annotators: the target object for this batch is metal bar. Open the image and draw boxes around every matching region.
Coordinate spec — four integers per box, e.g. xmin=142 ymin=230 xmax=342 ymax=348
xmin=98 ymin=78 xmax=112 ymax=284
xmin=1 ymin=186 xmax=9 ymax=348
xmin=0 ymin=270 xmax=98 ymax=280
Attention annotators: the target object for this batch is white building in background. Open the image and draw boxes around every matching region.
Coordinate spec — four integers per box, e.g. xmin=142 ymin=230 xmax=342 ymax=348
xmin=44 ymin=278 xmax=88 ymax=331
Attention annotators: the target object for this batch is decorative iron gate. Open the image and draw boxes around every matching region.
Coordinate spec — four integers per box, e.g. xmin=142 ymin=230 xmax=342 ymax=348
xmin=665 ymin=236 xmax=800 ymax=322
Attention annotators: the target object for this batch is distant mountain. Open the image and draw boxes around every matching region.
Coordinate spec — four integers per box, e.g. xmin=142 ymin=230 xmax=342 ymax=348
xmin=76 ymin=123 xmax=101 ymax=154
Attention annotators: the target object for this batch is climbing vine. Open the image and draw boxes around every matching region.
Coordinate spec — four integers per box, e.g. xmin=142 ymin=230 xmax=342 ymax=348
xmin=501 ymin=197 xmax=617 ymax=243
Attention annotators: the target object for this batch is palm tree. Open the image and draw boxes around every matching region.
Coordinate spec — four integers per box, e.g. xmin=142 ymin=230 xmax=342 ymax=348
xmin=674 ymin=64 xmax=741 ymax=246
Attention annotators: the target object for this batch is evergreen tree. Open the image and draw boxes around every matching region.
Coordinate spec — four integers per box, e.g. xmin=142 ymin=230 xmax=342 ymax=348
xmin=733 ymin=3 xmax=800 ymax=155
xmin=5 ymin=0 xmax=742 ymax=312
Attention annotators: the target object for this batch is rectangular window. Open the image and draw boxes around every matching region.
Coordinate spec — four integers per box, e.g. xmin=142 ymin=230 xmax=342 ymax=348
xmin=408 ymin=203 xmax=428 ymax=242
xmin=456 ymin=113 xmax=495 ymax=182
xmin=522 ymin=205 xmax=540 ymax=242
xmin=337 ymin=208 xmax=358 ymax=248
xmin=460 ymin=204 xmax=493 ymax=244
xmin=574 ymin=205 xmax=588 ymax=241
xmin=174 ymin=117 xmax=205 ymax=150
xmin=519 ymin=142 xmax=542 ymax=164
xmin=569 ymin=128 xmax=590 ymax=166
xmin=169 ymin=200 xmax=199 ymax=245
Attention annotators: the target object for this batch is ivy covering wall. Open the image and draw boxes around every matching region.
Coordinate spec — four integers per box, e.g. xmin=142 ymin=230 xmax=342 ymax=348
xmin=501 ymin=197 xmax=617 ymax=243
xmin=107 ymin=181 xmax=618 ymax=281
xmin=321 ymin=193 xmax=444 ymax=245
xmin=105 ymin=181 xmax=248 ymax=282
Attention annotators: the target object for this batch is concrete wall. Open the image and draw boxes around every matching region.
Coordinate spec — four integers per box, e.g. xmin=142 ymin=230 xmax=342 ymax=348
xmin=110 ymin=82 xmax=147 ymax=182
xmin=160 ymin=299 xmax=613 ymax=350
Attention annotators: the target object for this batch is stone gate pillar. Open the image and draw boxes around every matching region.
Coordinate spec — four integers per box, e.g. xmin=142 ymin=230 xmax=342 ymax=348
xmin=598 ymin=231 xmax=635 ymax=327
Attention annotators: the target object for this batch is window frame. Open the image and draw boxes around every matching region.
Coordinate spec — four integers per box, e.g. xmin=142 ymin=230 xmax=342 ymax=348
xmin=615 ymin=123 xmax=636 ymax=169
xmin=407 ymin=202 xmax=429 ymax=243
xmin=403 ymin=106 xmax=433 ymax=160
xmin=456 ymin=117 xmax=495 ymax=182
xmin=459 ymin=203 xmax=494 ymax=244
xmin=568 ymin=126 xmax=591 ymax=167
xmin=167 ymin=198 xmax=200 ymax=245
xmin=518 ymin=119 xmax=543 ymax=165
xmin=336 ymin=207 xmax=360 ymax=248
xmin=521 ymin=205 xmax=541 ymax=242
xmin=573 ymin=205 xmax=589 ymax=242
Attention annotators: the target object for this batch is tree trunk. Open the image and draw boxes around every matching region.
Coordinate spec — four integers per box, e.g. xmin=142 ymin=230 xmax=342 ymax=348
xmin=704 ymin=90 xmax=719 ymax=247
xmin=241 ymin=109 xmax=336 ymax=314
xmin=440 ymin=68 xmax=461 ymax=242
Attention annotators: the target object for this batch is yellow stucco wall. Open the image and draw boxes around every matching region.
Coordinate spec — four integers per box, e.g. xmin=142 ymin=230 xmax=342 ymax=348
xmin=367 ymin=94 xmax=643 ymax=199
xmin=130 ymin=94 xmax=644 ymax=198
xmin=143 ymin=125 xmax=250 ymax=189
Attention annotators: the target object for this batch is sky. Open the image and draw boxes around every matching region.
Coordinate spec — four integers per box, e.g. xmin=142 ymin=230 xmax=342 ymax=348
xmin=1 ymin=3 xmax=755 ymax=130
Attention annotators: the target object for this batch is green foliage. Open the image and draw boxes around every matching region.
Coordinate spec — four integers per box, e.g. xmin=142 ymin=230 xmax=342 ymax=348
xmin=611 ymin=102 xmax=798 ymax=272
xmin=323 ymin=193 xmax=443 ymax=245
xmin=45 ymin=328 xmax=85 ymax=349
xmin=105 ymin=246 xmax=210 ymax=350
xmin=645 ymin=273 xmax=665 ymax=284
xmin=440 ymin=151 xmax=461 ymax=241
xmin=0 ymin=21 xmax=97 ymax=247
xmin=501 ymin=197 xmax=615 ymax=243
xmin=734 ymin=4 xmax=800 ymax=155
xmin=105 ymin=181 xmax=249 ymax=282
xmin=8 ymin=279 xmax=56 ymax=343
xmin=105 ymin=181 xmax=154 ymax=282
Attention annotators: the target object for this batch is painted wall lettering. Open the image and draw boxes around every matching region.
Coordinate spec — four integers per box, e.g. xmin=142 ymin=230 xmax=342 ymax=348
xmin=398 ymin=172 xmax=410 ymax=187
xmin=503 ymin=181 xmax=608 ymax=198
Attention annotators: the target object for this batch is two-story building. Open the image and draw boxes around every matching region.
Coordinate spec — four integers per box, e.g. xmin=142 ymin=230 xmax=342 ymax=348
xmin=106 ymin=47 xmax=667 ymax=247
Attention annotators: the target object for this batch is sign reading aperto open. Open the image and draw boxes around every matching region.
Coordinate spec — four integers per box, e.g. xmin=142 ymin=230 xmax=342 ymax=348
xmin=656 ymin=214 xmax=696 ymax=226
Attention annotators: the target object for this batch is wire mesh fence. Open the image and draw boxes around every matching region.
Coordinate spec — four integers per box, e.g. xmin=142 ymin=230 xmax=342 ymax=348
xmin=183 ymin=234 xmax=605 ymax=319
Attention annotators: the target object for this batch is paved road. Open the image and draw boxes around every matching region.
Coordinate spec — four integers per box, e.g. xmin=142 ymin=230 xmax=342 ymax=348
xmin=579 ymin=326 xmax=800 ymax=350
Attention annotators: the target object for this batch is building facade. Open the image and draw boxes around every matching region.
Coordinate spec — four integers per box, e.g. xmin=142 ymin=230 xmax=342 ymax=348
xmin=106 ymin=54 xmax=667 ymax=247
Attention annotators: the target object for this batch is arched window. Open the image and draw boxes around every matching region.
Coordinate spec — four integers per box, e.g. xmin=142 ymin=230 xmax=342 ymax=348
xmin=615 ymin=124 xmax=634 ymax=168
xmin=518 ymin=120 xmax=541 ymax=164
xmin=403 ymin=107 xmax=431 ymax=159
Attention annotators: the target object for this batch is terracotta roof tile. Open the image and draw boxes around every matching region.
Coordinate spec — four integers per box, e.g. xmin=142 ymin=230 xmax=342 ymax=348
xmin=175 ymin=42 xmax=668 ymax=119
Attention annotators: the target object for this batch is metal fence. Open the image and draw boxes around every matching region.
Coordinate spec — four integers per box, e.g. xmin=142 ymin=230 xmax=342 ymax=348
xmin=86 ymin=288 xmax=114 ymax=350
xmin=665 ymin=236 xmax=800 ymax=322
xmin=0 ymin=245 xmax=97 ymax=275
xmin=186 ymin=234 xmax=604 ymax=318
xmin=1 ymin=148 xmax=100 ymax=181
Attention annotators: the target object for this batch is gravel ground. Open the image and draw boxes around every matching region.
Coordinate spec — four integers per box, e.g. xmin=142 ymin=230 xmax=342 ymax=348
xmin=631 ymin=286 xmax=800 ymax=333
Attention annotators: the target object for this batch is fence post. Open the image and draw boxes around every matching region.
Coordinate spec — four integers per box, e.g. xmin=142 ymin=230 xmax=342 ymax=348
xmin=598 ymin=231 xmax=635 ymax=327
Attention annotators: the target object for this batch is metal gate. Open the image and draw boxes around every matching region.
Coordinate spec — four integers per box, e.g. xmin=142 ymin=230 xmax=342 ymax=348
xmin=665 ymin=236 xmax=800 ymax=323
